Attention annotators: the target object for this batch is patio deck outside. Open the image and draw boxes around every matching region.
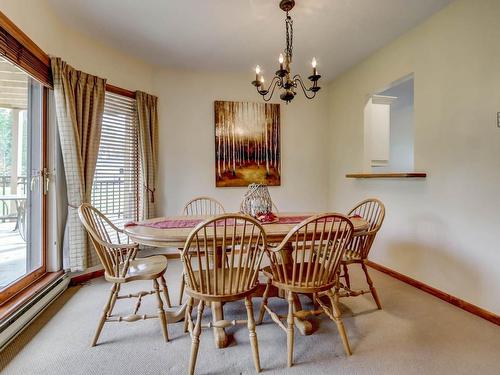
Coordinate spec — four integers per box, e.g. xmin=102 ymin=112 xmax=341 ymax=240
xmin=0 ymin=55 xmax=29 ymax=290
xmin=0 ymin=221 xmax=25 ymax=289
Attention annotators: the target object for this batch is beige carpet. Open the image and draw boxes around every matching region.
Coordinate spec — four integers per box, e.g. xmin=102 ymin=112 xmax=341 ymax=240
xmin=1 ymin=259 xmax=499 ymax=375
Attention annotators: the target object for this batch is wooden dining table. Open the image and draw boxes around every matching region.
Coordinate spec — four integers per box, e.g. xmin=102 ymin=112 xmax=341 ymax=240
xmin=124 ymin=212 xmax=369 ymax=349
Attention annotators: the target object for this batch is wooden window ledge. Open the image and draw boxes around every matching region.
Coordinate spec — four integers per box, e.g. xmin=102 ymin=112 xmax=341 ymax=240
xmin=346 ymin=172 xmax=427 ymax=179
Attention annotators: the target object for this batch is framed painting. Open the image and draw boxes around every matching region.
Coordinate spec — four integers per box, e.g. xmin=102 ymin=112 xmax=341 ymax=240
xmin=215 ymin=101 xmax=281 ymax=187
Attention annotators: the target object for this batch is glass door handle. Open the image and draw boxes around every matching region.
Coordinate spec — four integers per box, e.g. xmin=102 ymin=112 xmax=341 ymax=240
xmin=30 ymin=170 xmax=49 ymax=193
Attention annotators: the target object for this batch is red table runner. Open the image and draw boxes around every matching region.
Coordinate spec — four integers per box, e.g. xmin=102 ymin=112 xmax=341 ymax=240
xmin=125 ymin=215 xmax=315 ymax=230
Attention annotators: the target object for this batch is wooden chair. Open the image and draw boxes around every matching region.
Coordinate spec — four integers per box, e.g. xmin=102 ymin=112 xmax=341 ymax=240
xmin=181 ymin=214 xmax=267 ymax=375
xmin=78 ymin=203 xmax=172 ymax=346
xmin=178 ymin=196 xmax=226 ymax=305
xmin=338 ymin=198 xmax=385 ymax=309
xmin=182 ymin=196 xmax=225 ymax=216
xmin=258 ymin=214 xmax=354 ymax=367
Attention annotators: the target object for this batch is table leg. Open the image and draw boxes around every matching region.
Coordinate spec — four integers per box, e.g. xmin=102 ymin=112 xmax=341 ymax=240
xmin=211 ymin=301 xmax=228 ymax=348
xmin=292 ymin=293 xmax=314 ymax=336
xmin=263 ymin=242 xmax=314 ymax=336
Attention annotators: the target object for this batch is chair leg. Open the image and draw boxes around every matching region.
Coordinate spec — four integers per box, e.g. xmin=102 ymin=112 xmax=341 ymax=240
xmin=326 ymin=290 xmax=352 ymax=356
xmin=342 ymin=263 xmax=351 ymax=290
xmin=257 ymin=278 xmax=271 ymax=325
xmin=333 ymin=269 xmax=341 ymax=304
xmin=159 ymin=275 xmax=172 ymax=308
xmin=286 ymin=291 xmax=295 ymax=367
xmin=361 ymin=262 xmax=382 ymax=309
xmin=189 ymin=300 xmax=205 ymax=375
xmin=153 ymin=279 xmax=169 ymax=342
xmin=91 ymin=283 xmax=116 ymax=347
xmin=245 ymin=296 xmax=261 ymax=372
xmin=179 ymin=274 xmax=185 ymax=306
xmin=184 ymin=297 xmax=194 ymax=333
xmin=107 ymin=283 xmax=120 ymax=317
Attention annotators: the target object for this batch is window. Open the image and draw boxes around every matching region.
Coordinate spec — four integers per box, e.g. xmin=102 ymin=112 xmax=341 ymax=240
xmin=92 ymin=91 xmax=140 ymax=228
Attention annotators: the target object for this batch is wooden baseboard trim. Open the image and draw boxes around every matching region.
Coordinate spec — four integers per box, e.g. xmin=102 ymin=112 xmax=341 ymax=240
xmin=366 ymin=260 xmax=500 ymax=326
xmin=0 ymin=271 xmax=64 ymax=322
xmin=69 ymin=270 xmax=104 ymax=286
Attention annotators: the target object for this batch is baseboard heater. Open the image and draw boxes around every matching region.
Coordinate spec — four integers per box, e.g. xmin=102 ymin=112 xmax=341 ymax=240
xmin=0 ymin=274 xmax=70 ymax=351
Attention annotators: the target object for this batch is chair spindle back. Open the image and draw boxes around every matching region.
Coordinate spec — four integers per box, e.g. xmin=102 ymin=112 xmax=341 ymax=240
xmin=268 ymin=214 xmax=354 ymax=290
xmin=78 ymin=203 xmax=137 ymax=278
xmin=181 ymin=214 xmax=267 ymax=297
xmin=183 ymin=196 xmax=225 ymax=216
xmin=347 ymin=198 xmax=385 ymax=259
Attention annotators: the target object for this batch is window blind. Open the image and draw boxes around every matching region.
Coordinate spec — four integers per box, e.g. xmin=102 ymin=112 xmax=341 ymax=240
xmin=92 ymin=91 xmax=140 ymax=228
xmin=0 ymin=14 xmax=52 ymax=87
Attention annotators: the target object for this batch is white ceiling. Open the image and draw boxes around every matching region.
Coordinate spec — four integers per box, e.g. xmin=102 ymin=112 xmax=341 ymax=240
xmin=46 ymin=0 xmax=454 ymax=81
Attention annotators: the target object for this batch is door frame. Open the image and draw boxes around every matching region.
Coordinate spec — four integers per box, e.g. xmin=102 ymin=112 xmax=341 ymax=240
xmin=0 ymin=87 xmax=47 ymax=305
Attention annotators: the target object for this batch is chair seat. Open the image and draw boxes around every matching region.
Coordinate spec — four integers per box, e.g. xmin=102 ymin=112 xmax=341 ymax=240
xmin=261 ymin=264 xmax=335 ymax=293
xmin=185 ymin=266 xmax=259 ymax=302
xmin=106 ymin=255 xmax=168 ymax=283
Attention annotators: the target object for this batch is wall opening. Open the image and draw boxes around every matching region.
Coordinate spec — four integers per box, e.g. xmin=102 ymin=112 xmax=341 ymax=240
xmin=364 ymin=75 xmax=414 ymax=172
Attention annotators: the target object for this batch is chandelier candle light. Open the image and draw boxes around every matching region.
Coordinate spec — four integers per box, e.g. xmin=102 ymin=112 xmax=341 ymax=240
xmin=251 ymin=0 xmax=321 ymax=103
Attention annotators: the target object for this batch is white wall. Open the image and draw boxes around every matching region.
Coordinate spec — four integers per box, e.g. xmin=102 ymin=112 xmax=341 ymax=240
xmin=389 ymin=103 xmax=413 ymax=171
xmin=380 ymin=79 xmax=414 ymax=171
xmin=363 ymin=97 xmax=392 ymax=169
xmin=0 ymin=0 xmax=154 ymax=92
xmin=152 ymin=68 xmax=330 ymax=215
xmin=328 ymin=0 xmax=500 ymax=314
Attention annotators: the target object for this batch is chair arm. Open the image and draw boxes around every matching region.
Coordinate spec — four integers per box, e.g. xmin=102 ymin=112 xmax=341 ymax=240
xmin=266 ymin=243 xmax=283 ymax=253
xmin=352 ymin=228 xmax=378 ymax=237
xmin=91 ymin=235 xmax=139 ymax=251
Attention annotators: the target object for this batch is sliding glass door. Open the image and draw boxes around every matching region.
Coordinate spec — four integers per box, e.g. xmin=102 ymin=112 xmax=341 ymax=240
xmin=0 ymin=57 xmax=46 ymax=302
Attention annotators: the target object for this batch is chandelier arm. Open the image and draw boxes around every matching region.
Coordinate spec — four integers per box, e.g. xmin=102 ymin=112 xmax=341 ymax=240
xmin=293 ymin=75 xmax=317 ymax=99
xmin=258 ymin=76 xmax=281 ymax=102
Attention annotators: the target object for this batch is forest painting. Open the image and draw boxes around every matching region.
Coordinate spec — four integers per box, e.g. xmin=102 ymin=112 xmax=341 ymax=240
xmin=215 ymin=101 xmax=281 ymax=187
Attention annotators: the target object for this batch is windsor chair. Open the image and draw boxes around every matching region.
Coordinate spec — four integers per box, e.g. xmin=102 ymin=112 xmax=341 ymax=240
xmin=181 ymin=214 xmax=267 ymax=374
xmin=337 ymin=198 xmax=385 ymax=309
xmin=78 ymin=203 xmax=171 ymax=346
xmin=178 ymin=196 xmax=226 ymax=305
xmin=258 ymin=214 xmax=354 ymax=367
xmin=182 ymin=196 xmax=226 ymax=216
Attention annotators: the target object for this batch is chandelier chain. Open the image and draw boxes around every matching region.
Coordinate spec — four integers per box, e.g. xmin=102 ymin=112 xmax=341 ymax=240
xmin=285 ymin=12 xmax=293 ymax=60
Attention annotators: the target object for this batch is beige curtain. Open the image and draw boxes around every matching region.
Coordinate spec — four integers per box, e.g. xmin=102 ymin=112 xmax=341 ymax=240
xmin=136 ymin=91 xmax=159 ymax=219
xmin=51 ymin=57 xmax=106 ymax=271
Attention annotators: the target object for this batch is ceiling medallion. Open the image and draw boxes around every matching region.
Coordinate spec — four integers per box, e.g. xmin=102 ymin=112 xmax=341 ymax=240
xmin=251 ymin=0 xmax=321 ymax=104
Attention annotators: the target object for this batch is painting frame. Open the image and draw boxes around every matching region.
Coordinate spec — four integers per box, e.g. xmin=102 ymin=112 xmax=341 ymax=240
xmin=214 ymin=100 xmax=281 ymax=187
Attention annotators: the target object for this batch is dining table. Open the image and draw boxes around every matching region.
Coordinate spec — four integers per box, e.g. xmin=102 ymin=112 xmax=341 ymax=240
xmin=124 ymin=212 xmax=369 ymax=349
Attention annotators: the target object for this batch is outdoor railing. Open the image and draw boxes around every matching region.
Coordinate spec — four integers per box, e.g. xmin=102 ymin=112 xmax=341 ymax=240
xmin=0 ymin=175 xmax=135 ymax=224
xmin=0 ymin=176 xmax=27 ymax=221
xmin=92 ymin=177 xmax=137 ymax=225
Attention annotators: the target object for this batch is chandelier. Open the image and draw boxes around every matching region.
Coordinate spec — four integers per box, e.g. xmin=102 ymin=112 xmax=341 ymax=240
xmin=251 ymin=0 xmax=321 ymax=103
